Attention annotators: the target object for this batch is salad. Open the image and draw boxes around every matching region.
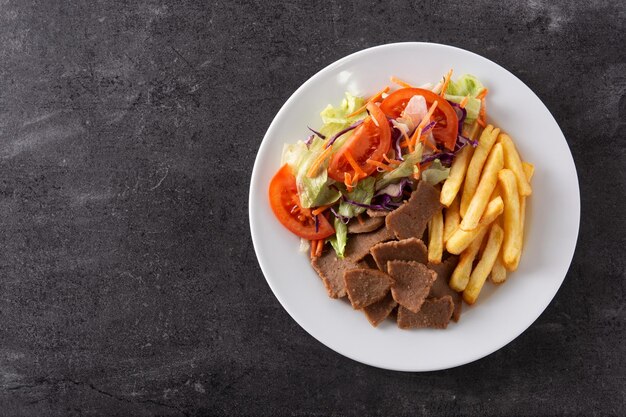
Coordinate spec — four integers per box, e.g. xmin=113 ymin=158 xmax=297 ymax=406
xmin=269 ymin=72 xmax=486 ymax=258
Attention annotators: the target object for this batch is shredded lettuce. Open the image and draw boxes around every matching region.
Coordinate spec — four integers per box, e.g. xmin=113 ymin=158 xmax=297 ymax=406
xmin=375 ymin=144 xmax=423 ymax=191
xmin=337 ymin=177 xmax=375 ymax=218
xmin=328 ymin=217 xmax=348 ymax=258
xmin=282 ymin=141 xmax=340 ymax=208
xmin=318 ymin=92 xmax=366 ymax=145
xmin=445 ymin=94 xmax=481 ymax=120
xmin=444 ymin=74 xmax=485 ymax=121
xmin=446 ymin=74 xmax=484 ymax=97
xmin=421 ymin=159 xmax=450 ymax=185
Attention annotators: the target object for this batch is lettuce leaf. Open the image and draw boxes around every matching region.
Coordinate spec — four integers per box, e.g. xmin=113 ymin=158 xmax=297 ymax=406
xmin=328 ymin=217 xmax=348 ymax=259
xmin=421 ymin=159 xmax=450 ymax=185
xmin=444 ymin=94 xmax=481 ymax=120
xmin=283 ymin=141 xmax=341 ymax=208
xmin=318 ymin=92 xmax=366 ymax=145
xmin=338 ymin=177 xmax=375 ymax=218
xmin=446 ymin=74 xmax=484 ymax=97
xmin=375 ymin=144 xmax=423 ymax=191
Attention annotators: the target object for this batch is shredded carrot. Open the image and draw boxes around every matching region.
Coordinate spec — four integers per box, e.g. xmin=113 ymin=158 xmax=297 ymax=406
xmin=346 ymin=86 xmax=390 ymax=118
xmin=316 ymin=239 xmax=323 ymax=257
xmin=306 ymin=146 xmax=332 ymax=178
xmin=479 ymin=97 xmax=486 ymax=122
xmin=476 ymin=118 xmax=486 ymax=128
xmin=356 ymin=214 xmax=365 ymax=225
xmin=476 ymin=88 xmax=489 ymax=100
xmin=459 ymin=95 xmax=469 ymax=109
xmin=312 ymin=204 xmax=332 ymax=216
xmin=366 ymin=159 xmax=394 ymax=172
xmin=439 ymin=69 xmax=453 ymax=97
xmin=390 ymin=76 xmax=415 ymax=89
xmin=344 ymin=172 xmax=354 ymax=192
xmin=400 ymin=140 xmax=410 ymax=149
xmin=310 ymin=240 xmax=318 ymax=258
xmin=344 ymin=150 xmax=366 ymax=178
xmin=383 ymin=154 xmax=401 ymax=166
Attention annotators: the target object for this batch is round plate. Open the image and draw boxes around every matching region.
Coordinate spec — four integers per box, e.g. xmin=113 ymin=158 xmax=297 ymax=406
xmin=249 ymin=43 xmax=579 ymax=371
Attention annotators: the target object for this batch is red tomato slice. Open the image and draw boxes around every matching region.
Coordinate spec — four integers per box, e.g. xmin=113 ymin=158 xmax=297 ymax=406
xmin=268 ymin=164 xmax=335 ymax=240
xmin=379 ymin=88 xmax=459 ymax=151
xmin=328 ymin=103 xmax=391 ymax=182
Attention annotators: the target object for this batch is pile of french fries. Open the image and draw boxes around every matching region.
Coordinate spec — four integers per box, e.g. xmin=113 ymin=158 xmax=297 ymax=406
xmin=427 ymin=123 xmax=533 ymax=305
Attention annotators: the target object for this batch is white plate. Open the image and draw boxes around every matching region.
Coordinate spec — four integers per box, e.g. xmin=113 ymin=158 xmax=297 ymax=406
xmin=249 ymin=43 xmax=579 ymax=371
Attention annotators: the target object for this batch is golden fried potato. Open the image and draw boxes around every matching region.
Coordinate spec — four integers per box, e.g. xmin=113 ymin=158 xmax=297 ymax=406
xmin=449 ymin=227 xmax=489 ymax=292
xmin=460 ymin=143 xmax=504 ymax=231
xmin=428 ymin=209 xmax=444 ymax=264
xmin=443 ymin=196 xmax=460 ymax=244
xmin=460 ymin=125 xmax=500 ymax=216
xmin=498 ymin=133 xmax=532 ymax=196
xmin=446 ymin=196 xmax=503 ymax=255
xmin=463 ymin=223 xmax=504 ymax=304
xmin=498 ymin=169 xmax=521 ymax=269
xmin=507 ymin=162 xmax=535 ymax=270
xmin=440 ymin=145 xmax=474 ymax=207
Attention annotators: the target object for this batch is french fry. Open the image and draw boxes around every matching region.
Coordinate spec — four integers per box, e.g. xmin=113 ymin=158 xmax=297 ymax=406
xmin=522 ymin=162 xmax=535 ymax=181
xmin=449 ymin=227 xmax=488 ymax=292
xmin=460 ymin=125 xmax=500 ymax=216
xmin=460 ymin=143 xmax=504 ymax=231
xmin=428 ymin=209 xmax=444 ymax=264
xmin=440 ymin=145 xmax=474 ymax=207
xmin=489 ymin=217 xmax=507 ymax=284
xmin=490 ymin=256 xmax=508 ymax=284
xmin=463 ymin=223 xmax=504 ymax=304
xmin=498 ymin=169 xmax=521 ymax=269
xmin=446 ymin=196 xmax=503 ymax=254
xmin=507 ymin=162 xmax=535 ymax=270
xmin=443 ymin=196 xmax=460 ymax=243
xmin=440 ymin=121 xmax=482 ymax=207
xmin=498 ymin=133 xmax=532 ymax=197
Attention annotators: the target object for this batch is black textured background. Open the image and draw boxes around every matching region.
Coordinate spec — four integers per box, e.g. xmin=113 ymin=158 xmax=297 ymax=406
xmin=1 ymin=1 xmax=625 ymax=416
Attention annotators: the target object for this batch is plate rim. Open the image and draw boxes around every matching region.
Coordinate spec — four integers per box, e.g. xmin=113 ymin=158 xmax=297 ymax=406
xmin=249 ymin=41 xmax=580 ymax=372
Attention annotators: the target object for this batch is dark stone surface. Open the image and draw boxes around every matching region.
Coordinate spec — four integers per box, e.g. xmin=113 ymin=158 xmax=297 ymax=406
xmin=0 ymin=0 xmax=624 ymax=415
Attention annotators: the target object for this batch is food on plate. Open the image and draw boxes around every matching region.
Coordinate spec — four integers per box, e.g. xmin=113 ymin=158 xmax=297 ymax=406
xmin=268 ymin=72 xmax=533 ymax=329
xmin=370 ymin=238 xmax=427 ymax=272
xmin=443 ymin=196 xmax=461 ymax=243
xmin=459 ymin=125 xmax=500 ymax=216
xmin=344 ymin=269 xmax=394 ymax=309
xmin=498 ymin=169 xmax=522 ymax=268
xmin=388 ymin=260 xmax=437 ymax=313
xmin=459 ymin=143 xmax=504 ymax=231
xmin=449 ymin=227 xmax=488 ymax=292
xmin=397 ymin=297 xmax=455 ymax=329
xmin=463 ymin=223 xmax=504 ymax=304
xmin=363 ymin=293 xmax=397 ymax=327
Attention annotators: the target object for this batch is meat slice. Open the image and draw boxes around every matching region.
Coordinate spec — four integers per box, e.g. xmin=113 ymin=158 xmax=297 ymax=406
xmin=344 ymin=269 xmax=394 ymax=309
xmin=344 ymin=227 xmax=395 ymax=262
xmin=427 ymin=256 xmax=462 ymax=321
xmin=387 ymin=260 xmax=437 ymax=313
xmin=386 ymin=181 xmax=442 ymax=240
xmin=348 ymin=216 xmax=385 ymax=234
xmin=397 ymin=296 xmax=454 ymax=329
xmin=370 ymin=238 xmax=428 ymax=273
xmin=367 ymin=208 xmax=389 ymax=218
xmin=363 ymin=292 xmax=397 ymax=327
xmin=311 ymin=250 xmax=361 ymax=298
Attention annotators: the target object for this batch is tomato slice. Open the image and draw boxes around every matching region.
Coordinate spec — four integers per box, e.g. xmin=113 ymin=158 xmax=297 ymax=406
xmin=328 ymin=103 xmax=391 ymax=182
xmin=268 ymin=164 xmax=335 ymax=240
xmin=379 ymin=88 xmax=459 ymax=151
